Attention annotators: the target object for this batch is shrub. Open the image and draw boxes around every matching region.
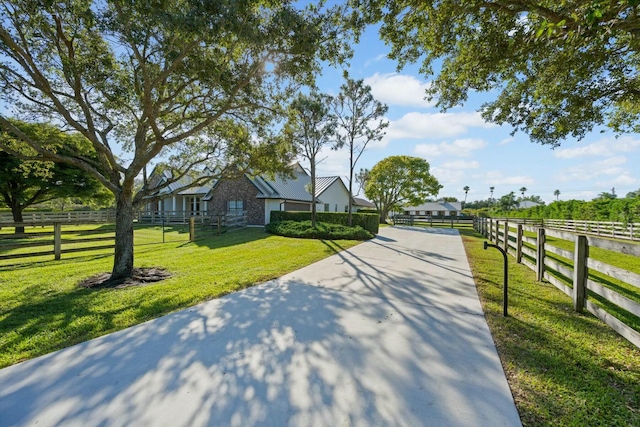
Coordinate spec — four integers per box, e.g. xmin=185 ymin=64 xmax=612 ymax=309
xmin=270 ymin=211 xmax=379 ymax=234
xmin=265 ymin=220 xmax=374 ymax=240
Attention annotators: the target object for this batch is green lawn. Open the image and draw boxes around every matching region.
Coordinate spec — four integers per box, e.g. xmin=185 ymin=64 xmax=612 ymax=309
xmin=459 ymin=227 xmax=640 ymax=426
xmin=0 ymin=226 xmax=361 ymax=368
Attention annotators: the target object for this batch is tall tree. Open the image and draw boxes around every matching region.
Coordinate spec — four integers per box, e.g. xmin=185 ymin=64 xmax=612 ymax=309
xmin=331 ymin=74 xmax=388 ymax=226
xmin=364 ymin=156 xmax=441 ymax=222
xmin=463 ymin=185 xmax=470 ymax=207
xmin=489 ymin=186 xmax=495 ymax=202
xmin=286 ymin=91 xmax=337 ymax=228
xmin=0 ymin=121 xmax=106 ymax=233
xmin=520 ymin=187 xmax=527 ymax=198
xmin=0 ymin=0 xmax=352 ymax=280
xmin=554 ymin=189 xmax=561 ymax=201
xmin=359 ymin=1 xmax=640 ymax=145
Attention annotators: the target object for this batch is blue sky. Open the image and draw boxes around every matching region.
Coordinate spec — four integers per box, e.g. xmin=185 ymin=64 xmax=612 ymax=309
xmin=306 ymin=25 xmax=640 ymax=204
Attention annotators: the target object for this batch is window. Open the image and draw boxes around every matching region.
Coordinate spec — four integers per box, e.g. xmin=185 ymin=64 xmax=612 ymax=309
xmin=438 ymin=211 xmax=445 ymax=216
xmin=324 ymin=203 xmax=330 ymax=212
xmin=227 ymin=200 xmax=244 ymax=215
xmin=344 ymin=205 xmax=348 ymax=212
xmin=450 ymin=211 xmax=457 ymax=216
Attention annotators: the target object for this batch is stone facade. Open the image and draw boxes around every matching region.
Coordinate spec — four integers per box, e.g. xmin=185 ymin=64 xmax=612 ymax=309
xmin=207 ymin=176 xmax=265 ymax=225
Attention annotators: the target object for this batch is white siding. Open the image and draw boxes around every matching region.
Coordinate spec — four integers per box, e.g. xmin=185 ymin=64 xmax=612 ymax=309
xmin=317 ymin=180 xmax=350 ymax=213
xmin=264 ymin=199 xmax=283 ymax=225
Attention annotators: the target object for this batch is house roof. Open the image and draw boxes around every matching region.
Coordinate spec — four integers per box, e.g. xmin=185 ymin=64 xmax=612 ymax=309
xmin=518 ymin=200 xmax=542 ymax=209
xmin=353 ymin=197 xmax=375 ymax=208
xmin=404 ymin=202 xmax=462 ymax=211
xmin=148 ymin=168 xmax=209 ymax=196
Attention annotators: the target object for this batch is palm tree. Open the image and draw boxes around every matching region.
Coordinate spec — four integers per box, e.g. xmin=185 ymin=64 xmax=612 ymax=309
xmin=519 ymin=187 xmax=527 ymax=198
xmin=463 ymin=185 xmax=470 ymax=207
xmin=489 ymin=186 xmax=494 ymax=201
xmin=554 ymin=189 xmax=560 ymax=201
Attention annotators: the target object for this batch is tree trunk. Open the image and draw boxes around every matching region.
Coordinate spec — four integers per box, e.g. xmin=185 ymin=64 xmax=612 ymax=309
xmin=112 ymin=191 xmax=135 ymax=280
xmin=311 ymin=161 xmax=317 ymax=228
xmin=348 ymin=152 xmax=354 ymax=227
xmin=10 ymin=204 xmax=24 ymax=234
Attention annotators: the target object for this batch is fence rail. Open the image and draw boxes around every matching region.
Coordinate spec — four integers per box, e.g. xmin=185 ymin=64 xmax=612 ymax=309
xmin=475 ymin=217 xmax=640 ymax=349
xmin=0 ymin=213 xmax=247 ymax=263
xmin=393 ymin=215 xmax=475 ymax=227
xmin=0 ymin=210 xmax=115 ymax=223
xmin=0 ymin=222 xmax=115 ymax=262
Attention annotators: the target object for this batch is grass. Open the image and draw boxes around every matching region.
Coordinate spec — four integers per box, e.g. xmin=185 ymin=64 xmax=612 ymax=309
xmin=0 ymin=226 xmax=361 ymax=368
xmin=458 ymin=227 xmax=640 ymax=426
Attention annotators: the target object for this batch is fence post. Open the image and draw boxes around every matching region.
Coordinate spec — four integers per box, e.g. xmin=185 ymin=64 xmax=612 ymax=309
xmin=536 ymin=227 xmax=546 ymax=281
xmin=503 ymin=220 xmax=509 ymax=253
xmin=54 ymin=222 xmax=62 ymax=260
xmin=573 ymin=235 xmax=588 ymax=313
xmin=189 ymin=216 xmax=195 ymax=242
xmin=516 ymin=224 xmax=523 ymax=263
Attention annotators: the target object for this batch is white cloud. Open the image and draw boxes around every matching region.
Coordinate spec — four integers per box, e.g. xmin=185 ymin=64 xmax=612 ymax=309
xmin=596 ymin=174 xmax=639 ymax=187
xmin=363 ymin=73 xmax=434 ymax=108
xmin=415 ymin=138 xmax=488 ymax=157
xmin=556 ymin=156 xmax=628 ymax=182
xmin=554 ymin=136 xmax=640 ymax=159
xmin=364 ymin=54 xmax=386 ymax=67
xmin=499 ymin=137 xmax=514 ymax=145
xmin=384 ymin=111 xmax=495 ymax=143
xmin=474 ymin=170 xmax=534 ymax=186
xmin=430 ymin=160 xmax=480 ymax=187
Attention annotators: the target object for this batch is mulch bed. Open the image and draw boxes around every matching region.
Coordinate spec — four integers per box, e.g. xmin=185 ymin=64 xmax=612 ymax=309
xmin=78 ymin=267 xmax=172 ymax=289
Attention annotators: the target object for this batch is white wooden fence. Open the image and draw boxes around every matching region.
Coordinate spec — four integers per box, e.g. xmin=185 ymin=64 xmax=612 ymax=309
xmin=544 ymin=219 xmax=640 ymax=241
xmin=475 ymin=217 xmax=640 ymax=349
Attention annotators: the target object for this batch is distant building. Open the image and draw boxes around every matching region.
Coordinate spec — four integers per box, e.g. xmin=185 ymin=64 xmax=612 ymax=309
xmin=518 ymin=200 xmax=542 ymax=209
xmin=402 ymin=201 xmax=463 ymax=217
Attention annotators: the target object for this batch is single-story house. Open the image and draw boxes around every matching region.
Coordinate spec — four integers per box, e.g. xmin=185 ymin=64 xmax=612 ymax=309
xmin=143 ymin=169 xmax=210 ymax=217
xmin=402 ymin=201 xmax=463 ymax=217
xmin=143 ymin=163 xmax=352 ymax=226
xmin=353 ymin=197 xmax=376 ymax=210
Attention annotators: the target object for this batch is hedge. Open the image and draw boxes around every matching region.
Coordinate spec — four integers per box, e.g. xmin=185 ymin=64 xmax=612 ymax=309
xmin=265 ymin=220 xmax=374 ymax=240
xmin=270 ymin=211 xmax=379 ymax=234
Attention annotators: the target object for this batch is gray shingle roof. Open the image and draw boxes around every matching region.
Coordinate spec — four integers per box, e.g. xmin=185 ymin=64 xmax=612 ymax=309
xmin=404 ymin=202 xmax=462 ymax=211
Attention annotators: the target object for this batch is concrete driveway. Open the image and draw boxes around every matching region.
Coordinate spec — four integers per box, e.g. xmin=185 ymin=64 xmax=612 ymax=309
xmin=0 ymin=226 xmax=522 ymax=427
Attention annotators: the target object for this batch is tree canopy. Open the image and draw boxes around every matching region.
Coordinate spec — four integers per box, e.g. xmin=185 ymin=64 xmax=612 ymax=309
xmin=331 ymin=75 xmax=388 ymax=226
xmin=0 ymin=0 xmax=353 ymax=279
xmin=364 ymin=155 xmax=441 ymax=222
xmin=286 ymin=91 xmax=337 ymax=228
xmin=0 ymin=121 xmax=107 ymax=231
xmin=358 ymin=0 xmax=640 ymax=145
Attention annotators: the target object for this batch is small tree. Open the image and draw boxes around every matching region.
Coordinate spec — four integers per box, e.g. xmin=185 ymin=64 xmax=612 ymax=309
xmin=331 ymin=75 xmax=388 ymax=226
xmin=286 ymin=91 xmax=336 ymax=228
xmin=0 ymin=121 xmax=106 ymax=233
xmin=499 ymin=192 xmax=517 ymax=211
xmin=364 ymin=156 xmax=441 ymax=222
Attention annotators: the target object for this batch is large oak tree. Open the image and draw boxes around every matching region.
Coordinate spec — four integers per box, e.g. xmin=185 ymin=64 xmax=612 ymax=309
xmin=358 ymin=0 xmax=640 ymax=145
xmin=364 ymin=156 xmax=442 ymax=222
xmin=0 ymin=0 xmax=353 ymax=279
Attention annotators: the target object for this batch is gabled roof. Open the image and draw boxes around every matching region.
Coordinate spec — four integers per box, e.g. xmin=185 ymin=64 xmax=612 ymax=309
xmin=314 ymin=176 xmax=343 ymax=196
xmin=404 ymin=201 xmax=462 ymax=211
xmin=148 ymin=167 xmax=209 ymax=196
xmin=353 ymin=197 xmax=375 ymax=208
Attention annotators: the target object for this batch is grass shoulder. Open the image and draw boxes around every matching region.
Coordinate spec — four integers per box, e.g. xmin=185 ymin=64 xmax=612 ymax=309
xmin=458 ymin=228 xmax=640 ymax=426
xmin=0 ymin=226 xmax=362 ymax=368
